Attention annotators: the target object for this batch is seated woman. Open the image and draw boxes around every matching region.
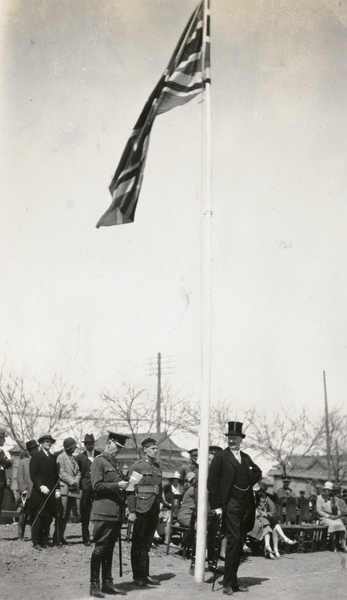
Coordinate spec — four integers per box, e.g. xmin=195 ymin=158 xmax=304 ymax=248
xmin=316 ymin=481 xmax=347 ymax=552
xmin=248 ymin=481 xmax=297 ymax=559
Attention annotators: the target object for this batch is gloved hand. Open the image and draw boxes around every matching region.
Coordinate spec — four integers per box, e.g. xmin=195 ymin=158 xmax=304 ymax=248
xmin=40 ymin=485 xmax=50 ymax=495
xmin=128 ymin=512 xmax=137 ymax=523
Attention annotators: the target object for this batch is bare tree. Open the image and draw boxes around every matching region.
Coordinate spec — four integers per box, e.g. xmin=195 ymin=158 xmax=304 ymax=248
xmin=100 ymin=381 xmax=198 ymax=456
xmin=245 ymin=406 xmax=325 ymax=476
xmin=0 ymin=367 xmax=92 ymax=448
xmin=324 ymin=407 xmax=347 ymax=482
xmin=209 ymin=397 xmax=254 ymax=447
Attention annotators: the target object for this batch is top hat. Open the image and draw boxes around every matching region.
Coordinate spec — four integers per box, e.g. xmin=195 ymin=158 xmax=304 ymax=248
xmin=108 ymin=432 xmax=129 ymax=447
xmin=168 ymin=471 xmax=183 ymax=481
xmin=63 ymin=437 xmax=77 ymax=451
xmin=38 ymin=433 xmax=56 ymax=444
xmin=83 ymin=433 xmax=95 ymax=444
xmin=209 ymin=445 xmax=223 ymax=455
xmin=224 ymin=421 xmax=246 ymax=438
xmin=26 ymin=439 xmax=39 ymax=452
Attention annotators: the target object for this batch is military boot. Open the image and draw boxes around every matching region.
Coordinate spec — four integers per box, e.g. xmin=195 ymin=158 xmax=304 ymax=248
xmin=101 ymin=579 xmax=127 ymax=595
xmin=90 ymin=552 xmax=105 ymax=598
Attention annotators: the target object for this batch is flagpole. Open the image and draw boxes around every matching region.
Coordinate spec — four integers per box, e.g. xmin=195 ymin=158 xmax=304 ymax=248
xmin=195 ymin=0 xmax=212 ymax=584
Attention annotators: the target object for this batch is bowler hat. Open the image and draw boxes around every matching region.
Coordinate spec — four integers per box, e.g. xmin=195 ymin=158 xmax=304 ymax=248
xmin=26 ymin=439 xmax=39 ymax=451
xmin=38 ymin=433 xmax=56 ymax=444
xmin=63 ymin=437 xmax=77 ymax=451
xmin=224 ymin=421 xmax=246 ymax=438
xmin=141 ymin=437 xmax=157 ymax=449
xmin=108 ymin=432 xmax=129 ymax=447
xmin=83 ymin=433 xmax=95 ymax=444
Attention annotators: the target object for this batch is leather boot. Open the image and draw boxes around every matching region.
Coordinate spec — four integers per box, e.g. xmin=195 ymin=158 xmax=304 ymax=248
xmin=101 ymin=579 xmax=127 ymax=595
xmin=90 ymin=553 xmax=105 ymax=598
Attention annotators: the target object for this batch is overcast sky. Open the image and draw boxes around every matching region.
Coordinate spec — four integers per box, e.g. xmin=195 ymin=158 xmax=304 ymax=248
xmin=1 ymin=0 xmax=347 ymax=455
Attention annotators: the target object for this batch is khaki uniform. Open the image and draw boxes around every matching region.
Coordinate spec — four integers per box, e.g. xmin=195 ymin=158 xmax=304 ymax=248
xmin=90 ymin=452 xmax=125 ymax=588
xmin=127 ymin=457 xmax=162 ymax=581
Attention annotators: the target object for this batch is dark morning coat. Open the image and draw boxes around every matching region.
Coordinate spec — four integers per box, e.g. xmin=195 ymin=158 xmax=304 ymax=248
xmin=90 ymin=452 xmax=125 ymax=522
xmin=28 ymin=449 xmax=59 ymax=517
xmin=207 ymin=447 xmax=262 ymax=531
xmin=76 ymin=450 xmax=101 ymax=491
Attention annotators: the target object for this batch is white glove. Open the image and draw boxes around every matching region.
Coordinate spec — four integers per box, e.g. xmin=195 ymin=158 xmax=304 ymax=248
xmin=40 ymin=485 xmax=50 ymax=495
xmin=214 ymin=508 xmax=223 ymax=516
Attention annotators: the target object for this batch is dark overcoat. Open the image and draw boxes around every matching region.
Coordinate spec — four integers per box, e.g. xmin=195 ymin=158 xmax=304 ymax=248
xmin=28 ymin=450 xmax=59 ymax=517
xmin=207 ymin=447 xmax=262 ymax=531
xmin=76 ymin=450 xmax=101 ymax=491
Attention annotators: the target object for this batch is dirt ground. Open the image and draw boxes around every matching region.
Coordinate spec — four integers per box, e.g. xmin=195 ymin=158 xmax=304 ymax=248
xmin=0 ymin=522 xmax=346 ymax=600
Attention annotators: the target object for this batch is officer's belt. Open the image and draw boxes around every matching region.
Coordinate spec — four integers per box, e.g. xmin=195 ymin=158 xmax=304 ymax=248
xmin=138 ymin=485 xmax=159 ymax=494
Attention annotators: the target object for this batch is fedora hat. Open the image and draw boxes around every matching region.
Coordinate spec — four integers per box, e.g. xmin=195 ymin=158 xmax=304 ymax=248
xmin=224 ymin=421 xmax=246 ymax=438
xmin=83 ymin=433 xmax=95 ymax=444
xmin=26 ymin=439 xmax=39 ymax=452
xmin=38 ymin=433 xmax=56 ymax=444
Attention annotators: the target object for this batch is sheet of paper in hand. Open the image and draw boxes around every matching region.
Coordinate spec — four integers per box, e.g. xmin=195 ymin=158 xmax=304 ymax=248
xmin=127 ymin=471 xmax=143 ymax=492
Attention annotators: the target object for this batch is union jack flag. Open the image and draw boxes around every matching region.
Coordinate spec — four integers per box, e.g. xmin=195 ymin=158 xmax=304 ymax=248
xmin=96 ymin=0 xmax=210 ymax=228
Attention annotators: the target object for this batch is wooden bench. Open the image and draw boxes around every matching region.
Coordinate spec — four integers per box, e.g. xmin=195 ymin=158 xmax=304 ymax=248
xmin=281 ymin=523 xmax=328 ymax=553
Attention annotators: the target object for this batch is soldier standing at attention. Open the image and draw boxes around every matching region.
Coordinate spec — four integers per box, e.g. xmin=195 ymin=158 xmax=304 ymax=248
xmin=127 ymin=437 xmax=162 ymax=587
xmin=89 ymin=432 xmax=129 ymax=598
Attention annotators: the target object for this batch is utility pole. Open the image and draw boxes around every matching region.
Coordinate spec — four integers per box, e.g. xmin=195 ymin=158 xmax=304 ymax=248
xmin=146 ymin=353 xmax=175 ymax=461
xmin=156 ymin=353 xmax=161 ymax=436
xmin=323 ymin=370 xmax=331 ymax=480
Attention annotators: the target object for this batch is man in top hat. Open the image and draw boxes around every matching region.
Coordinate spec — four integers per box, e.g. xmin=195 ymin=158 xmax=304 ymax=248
xmin=17 ymin=439 xmax=40 ymax=540
xmin=28 ymin=433 xmax=59 ymax=550
xmin=208 ymin=421 xmax=262 ymax=595
xmin=127 ymin=437 xmax=162 ymax=587
xmin=89 ymin=432 xmax=129 ymax=598
xmin=76 ymin=433 xmax=101 ymax=545
xmin=53 ymin=437 xmax=81 ymax=545
xmin=0 ymin=429 xmax=12 ymax=519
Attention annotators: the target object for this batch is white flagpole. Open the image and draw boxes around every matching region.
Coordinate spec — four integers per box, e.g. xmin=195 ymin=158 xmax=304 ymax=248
xmin=195 ymin=0 xmax=212 ymax=584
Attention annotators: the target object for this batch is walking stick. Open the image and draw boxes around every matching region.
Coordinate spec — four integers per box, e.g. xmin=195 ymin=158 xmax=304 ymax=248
xmin=211 ymin=515 xmax=223 ymax=591
xmin=119 ymin=532 xmax=123 ymax=577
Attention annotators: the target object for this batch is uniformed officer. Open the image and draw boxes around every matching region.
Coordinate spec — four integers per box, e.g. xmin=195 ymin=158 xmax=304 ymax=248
xmin=127 ymin=437 xmax=162 ymax=587
xmin=89 ymin=431 xmax=129 ymax=598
